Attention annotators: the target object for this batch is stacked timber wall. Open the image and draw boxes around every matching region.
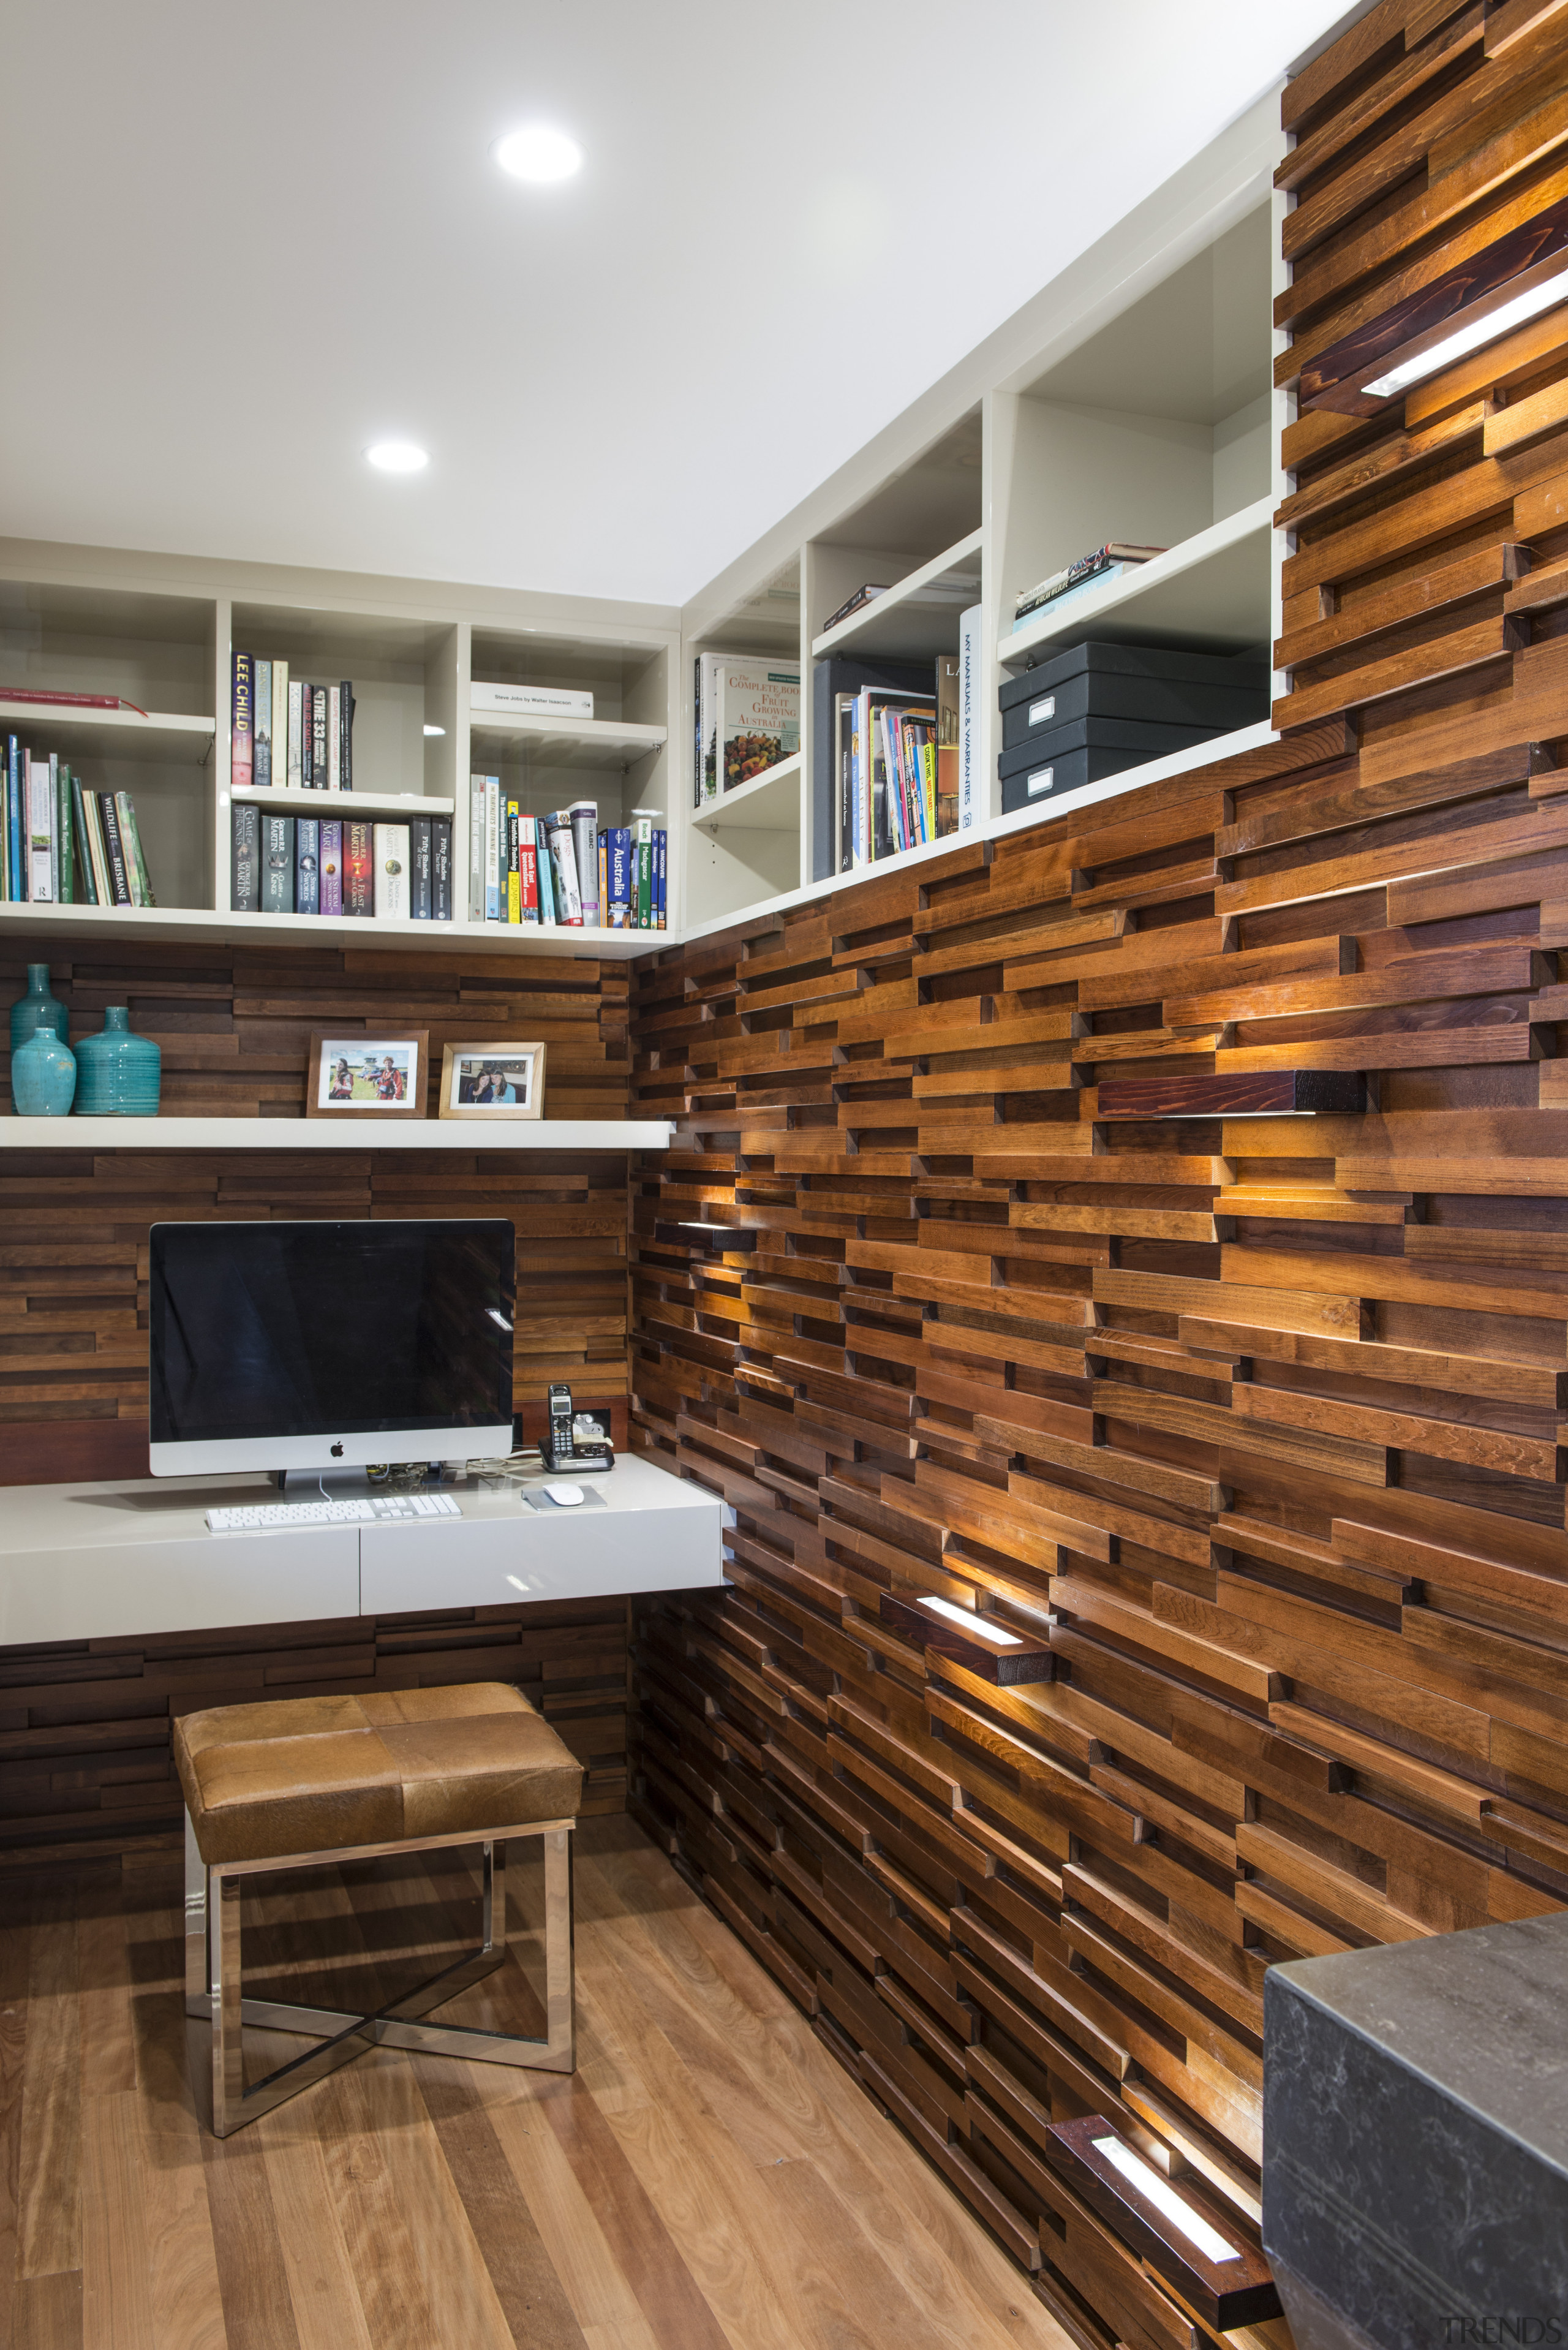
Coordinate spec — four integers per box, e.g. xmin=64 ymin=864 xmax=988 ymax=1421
xmin=626 ymin=8 xmax=1568 ymax=2344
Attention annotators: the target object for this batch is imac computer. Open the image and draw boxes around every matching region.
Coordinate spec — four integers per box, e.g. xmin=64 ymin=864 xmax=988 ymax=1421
xmin=148 ymin=1218 xmax=515 ymax=1476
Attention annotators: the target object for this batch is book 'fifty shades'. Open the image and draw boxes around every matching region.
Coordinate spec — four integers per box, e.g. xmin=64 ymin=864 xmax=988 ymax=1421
xmin=411 ymin=817 xmax=432 ymax=920
xmin=432 ymin=817 xmax=451 ymax=922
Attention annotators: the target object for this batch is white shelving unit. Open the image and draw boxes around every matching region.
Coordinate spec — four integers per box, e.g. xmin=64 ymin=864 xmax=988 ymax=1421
xmin=998 ymin=497 xmax=1274 ymax=670
xmin=810 ymin=529 xmax=984 ymax=662
xmin=466 ymin=712 xmax=668 ymax=772
xmin=693 ymin=751 xmax=803 ymax=834
xmin=0 ymin=1116 xmax=673 ymax=1151
xmin=0 ymin=701 xmax=216 ymax=765
xmin=0 ymin=896 xmax=657 ymax=958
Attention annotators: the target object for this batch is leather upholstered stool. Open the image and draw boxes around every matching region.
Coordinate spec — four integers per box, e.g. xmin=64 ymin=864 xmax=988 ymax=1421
xmin=176 ymin=1682 xmax=581 ymax=2137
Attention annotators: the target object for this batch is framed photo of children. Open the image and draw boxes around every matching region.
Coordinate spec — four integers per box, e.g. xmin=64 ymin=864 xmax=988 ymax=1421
xmin=306 ymin=1032 xmax=429 ymax=1120
xmin=439 ymin=1041 xmax=546 ymax=1121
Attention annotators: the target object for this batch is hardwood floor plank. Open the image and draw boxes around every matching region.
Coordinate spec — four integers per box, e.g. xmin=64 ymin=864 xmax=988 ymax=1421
xmin=18 ymin=1881 xmax=81 ymax=2280
xmin=13 ymin=2267 xmax=84 ymax=2349
xmin=77 ymin=1876 xmax=137 ymax=2101
xmin=140 ymin=2120 xmax=226 ymax=2350
xmin=257 ymin=2115 xmax=375 ymax=2350
xmin=481 ymin=2079 xmax=654 ymax=2337
xmin=0 ymin=1897 xmax=30 ymax=2346
xmin=198 ymin=2107 xmax=304 ymax=2350
xmin=80 ymin=2090 xmax=154 ymax=2349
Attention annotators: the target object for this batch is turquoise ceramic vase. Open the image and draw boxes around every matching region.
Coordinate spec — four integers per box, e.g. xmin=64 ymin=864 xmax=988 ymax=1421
xmin=10 ymin=962 xmax=69 ymax=1054
xmin=11 ymin=1024 xmax=77 ymax=1116
xmin=73 ymin=1007 xmax=160 ymax=1116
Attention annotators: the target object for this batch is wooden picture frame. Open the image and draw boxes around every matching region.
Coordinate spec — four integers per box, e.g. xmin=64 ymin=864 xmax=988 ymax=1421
xmin=306 ymin=1031 xmax=429 ymax=1120
xmin=439 ymin=1041 xmax=547 ymax=1121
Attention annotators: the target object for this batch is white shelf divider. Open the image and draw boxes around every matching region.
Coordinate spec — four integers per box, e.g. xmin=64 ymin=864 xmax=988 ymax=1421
xmin=0 ymin=899 xmax=657 ymax=959
xmin=693 ymin=751 xmax=802 ymax=834
xmin=230 ymin=786 xmax=455 ymax=816
xmin=466 ymin=712 xmax=668 ymax=771
xmin=0 ymin=1117 xmax=673 ymax=1152
xmin=811 ymin=529 xmax=984 ymax=662
xmin=0 ymin=703 xmax=216 ymax=765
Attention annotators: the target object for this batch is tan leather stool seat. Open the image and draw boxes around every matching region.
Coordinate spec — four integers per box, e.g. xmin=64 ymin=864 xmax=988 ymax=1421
xmin=176 ymin=1682 xmax=583 ymax=1866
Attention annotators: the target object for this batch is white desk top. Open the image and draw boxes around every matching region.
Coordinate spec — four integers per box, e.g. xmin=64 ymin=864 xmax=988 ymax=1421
xmin=0 ymin=1454 xmax=725 ymax=1645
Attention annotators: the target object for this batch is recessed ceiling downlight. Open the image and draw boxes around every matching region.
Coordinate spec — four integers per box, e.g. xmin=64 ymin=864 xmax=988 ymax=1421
xmin=492 ymin=124 xmax=582 ymax=183
xmin=365 ymin=440 xmax=428 ymax=474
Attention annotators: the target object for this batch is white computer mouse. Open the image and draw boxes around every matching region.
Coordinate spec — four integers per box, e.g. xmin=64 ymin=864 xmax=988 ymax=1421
xmin=545 ymin=1482 xmax=585 ymax=1507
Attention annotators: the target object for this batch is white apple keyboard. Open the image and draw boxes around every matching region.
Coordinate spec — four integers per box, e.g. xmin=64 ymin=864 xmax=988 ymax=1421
xmin=543 ymin=1483 xmax=585 ymax=1507
xmin=206 ymin=1494 xmax=463 ymax=1532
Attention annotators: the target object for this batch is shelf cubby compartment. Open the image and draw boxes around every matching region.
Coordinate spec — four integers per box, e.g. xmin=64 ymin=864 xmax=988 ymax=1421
xmin=998 ymin=496 xmax=1274 ymax=670
xmin=810 ymin=528 xmax=984 ymax=662
xmin=805 ymin=410 xmax=982 ymax=646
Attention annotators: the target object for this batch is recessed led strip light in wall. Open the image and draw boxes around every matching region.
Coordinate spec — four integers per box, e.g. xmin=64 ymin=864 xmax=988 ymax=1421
xmin=1361 ymin=263 xmax=1568 ymax=398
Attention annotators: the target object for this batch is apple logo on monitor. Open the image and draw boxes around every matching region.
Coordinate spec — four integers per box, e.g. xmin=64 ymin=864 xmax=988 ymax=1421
xmin=331 ymin=1441 xmax=344 ymax=1457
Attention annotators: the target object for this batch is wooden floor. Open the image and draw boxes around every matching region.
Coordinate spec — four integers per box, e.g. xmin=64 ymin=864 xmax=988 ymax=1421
xmin=0 ymin=1813 xmax=1073 ymax=2350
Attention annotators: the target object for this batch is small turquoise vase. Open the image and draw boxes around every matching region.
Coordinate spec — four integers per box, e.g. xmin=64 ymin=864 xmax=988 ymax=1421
xmin=10 ymin=962 xmax=69 ymax=1053
xmin=73 ymin=1007 xmax=160 ymax=1116
xmin=11 ymin=1024 xmax=77 ymax=1116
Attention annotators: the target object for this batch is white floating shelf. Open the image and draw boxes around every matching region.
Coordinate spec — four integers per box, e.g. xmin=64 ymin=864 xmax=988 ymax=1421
xmin=467 ymin=712 xmax=668 ymax=771
xmin=695 ymin=752 xmax=803 ymax=834
xmin=0 ymin=1117 xmax=673 ymax=1152
xmin=0 ymin=703 xmax=216 ymax=766
xmin=0 ymin=899 xmax=658 ymax=959
xmin=812 ymin=528 xmax=984 ymax=662
xmin=231 ymin=785 xmax=455 ymax=816
xmin=999 ymin=499 xmax=1273 ymax=670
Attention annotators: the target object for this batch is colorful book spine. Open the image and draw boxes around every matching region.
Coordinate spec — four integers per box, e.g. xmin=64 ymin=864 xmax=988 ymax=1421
xmin=28 ymin=755 xmax=53 ymax=901
xmin=99 ymin=792 xmax=131 ymax=905
xmin=535 ymin=814 xmax=557 ymax=924
xmin=232 ymin=652 xmax=253 ymax=790
xmin=374 ymin=822 xmax=410 ymax=920
xmin=231 ymin=803 xmax=260 ymax=912
xmin=345 ymin=821 xmax=374 ymax=916
xmin=655 ymin=827 xmax=666 ymax=929
xmin=320 ymin=820 xmax=343 ymax=916
xmin=631 ymin=814 xmax=652 ymax=929
xmin=519 ymin=817 xmax=539 ymax=921
xmin=287 ymin=681 xmax=304 ymax=788
xmin=262 ymin=813 xmax=294 ymax=913
xmin=296 ymin=817 xmax=320 ymax=915
xmin=116 ymin=792 xmax=155 ymax=905
xmin=56 ymin=762 xmax=73 ymax=902
xmin=606 ymin=826 xmax=631 ymax=925
xmin=82 ymin=789 xmax=111 ymax=908
xmin=468 ymin=777 xmax=486 ymax=918
xmin=7 ymin=737 xmax=21 ymax=901
xmin=328 ymin=686 xmax=342 ymax=791
xmin=505 ymin=801 xmax=520 ymax=924
xmin=570 ymin=799 xmax=599 ymax=927
xmin=272 ymin=660 xmax=289 ymax=786
xmin=412 ymin=817 xmax=432 ymax=920
xmin=300 ymin=684 xmax=313 ymax=785
xmin=484 ymin=778 xmax=500 ymax=921
xmin=598 ymin=828 xmax=608 ymax=930
xmin=311 ymin=687 xmax=328 ymax=794
xmin=70 ymin=775 xmax=97 ymax=904
xmin=340 ymin=682 xmax=353 ymax=789
xmin=546 ymin=811 xmax=582 ymax=926
xmin=253 ymin=657 xmax=273 ymax=786
xmin=431 ymin=817 xmax=451 ymax=921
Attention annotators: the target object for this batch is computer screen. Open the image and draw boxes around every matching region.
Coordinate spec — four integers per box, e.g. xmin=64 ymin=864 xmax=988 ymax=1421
xmin=148 ymin=1217 xmax=514 ymax=1472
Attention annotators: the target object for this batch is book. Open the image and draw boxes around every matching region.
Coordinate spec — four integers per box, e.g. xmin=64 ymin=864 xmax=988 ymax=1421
xmin=287 ymin=680 xmax=304 ymax=788
xmin=320 ymin=820 xmax=343 ymax=916
xmin=340 ymin=681 xmax=353 ymax=789
xmin=7 ymin=738 xmax=21 ymax=901
xmin=411 ymin=817 xmax=432 ymax=920
xmin=272 ymin=660 xmax=290 ymax=788
xmin=545 ymin=810 xmax=582 ymax=925
xmin=28 ymin=754 xmax=53 ymax=900
xmin=721 ymin=658 xmax=800 ymax=791
xmin=631 ymin=812 xmax=653 ymax=928
xmin=535 ymin=814 xmax=557 ymax=923
xmin=570 ymin=801 xmax=599 ymax=927
xmin=606 ymin=826 xmax=631 ymax=926
xmin=821 ymin=583 xmax=888 ymax=633
xmin=254 ymin=657 xmax=273 ymax=786
xmin=695 ymin=651 xmax=723 ymax=807
xmin=0 ymin=687 xmax=150 ymax=716
xmin=467 ymin=776 xmax=487 ymax=919
xmin=518 ymin=815 xmax=538 ymax=921
xmin=1013 ymin=542 xmax=1166 ymax=627
xmin=99 ymin=793 xmax=132 ymax=906
xmin=56 ymin=761 xmax=73 ymax=902
xmin=296 ymin=817 xmax=320 ymax=915
xmin=505 ymin=800 xmax=520 ymax=923
xmin=301 ymin=684 xmax=314 ymax=785
xmin=483 ymin=777 xmax=501 ymax=920
xmin=374 ymin=822 xmax=410 ymax=919
xmin=70 ymin=774 xmax=97 ymax=905
xmin=655 ymin=826 xmax=666 ymax=929
xmin=231 ymin=802 xmax=260 ymax=912
xmin=431 ymin=817 xmax=451 ymax=921
xmin=959 ymin=605 xmax=981 ymax=831
xmin=328 ymin=686 xmax=342 ymax=791
xmin=262 ymin=813 xmax=294 ymax=914
xmin=470 ymin=680 xmax=594 ymax=717
xmin=345 ymin=821 xmax=374 ymax=916
xmin=116 ymin=792 xmax=156 ymax=906
xmin=311 ymin=687 xmax=328 ymax=794
xmin=232 ymin=652 xmax=254 ymax=790
xmin=934 ymin=655 xmax=960 ymax=837
xmin=81 ymin=787 xmax=112 ymax=907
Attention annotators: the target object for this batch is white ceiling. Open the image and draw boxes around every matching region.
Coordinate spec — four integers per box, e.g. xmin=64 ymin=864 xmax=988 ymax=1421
xmin=2 ymin=1 xmax=1350 ymax=609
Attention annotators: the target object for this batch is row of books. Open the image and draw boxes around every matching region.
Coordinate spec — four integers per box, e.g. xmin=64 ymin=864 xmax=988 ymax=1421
xmin=232 ymin=652 xmax=356 ymax=789
xmin=1012 ymin=542 xmax=1166 ymax=630
xmin=468 ymin=780 xmax=666 ymax=928
xmin=1 ymin=738 xmax=156 ymax=905
xmin=693 ymin=654 xmax=801 ymax=806
xmin=835 ymin=661 xmax=960 ymax=870
xmin=231 ymin=808 xmax=452 ymax=919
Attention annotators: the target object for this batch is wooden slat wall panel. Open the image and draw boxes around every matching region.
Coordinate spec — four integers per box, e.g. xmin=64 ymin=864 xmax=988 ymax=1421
xmin=0 ymin=933 xmax=633 ymax=1476
xmin=0 ymin=1598 xmax=631 ymax=1866
xmin=623 ymin=20 xmax=1568 ymax=2337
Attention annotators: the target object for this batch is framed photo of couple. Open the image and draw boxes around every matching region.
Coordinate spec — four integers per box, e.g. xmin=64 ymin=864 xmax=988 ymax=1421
xmin=439 ymin=1041 xmax=546 ymax=1122
xmin=306 ymin=1031 xmax=429 ymax=1120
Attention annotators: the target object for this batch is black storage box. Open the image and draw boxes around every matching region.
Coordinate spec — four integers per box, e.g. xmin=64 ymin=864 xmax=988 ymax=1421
xmin=998 ymin=640 xmax=1268 ymax=752
xmin=999 ymin=714 xmax=1223 ymax=812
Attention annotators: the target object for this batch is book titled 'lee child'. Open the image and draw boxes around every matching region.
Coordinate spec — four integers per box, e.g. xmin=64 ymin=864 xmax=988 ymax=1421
xmin=232 ymin=652 xmax=254 ymax=790
xmin=231 ymin=803 xmax=260 ymax=912
xmin=374 ymin=822 xmax=410 ymax=920
xmin=320 ymin=820 xmax=343 ymax=916
xmin=344 ymin=822 xmax=375 ymax=916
